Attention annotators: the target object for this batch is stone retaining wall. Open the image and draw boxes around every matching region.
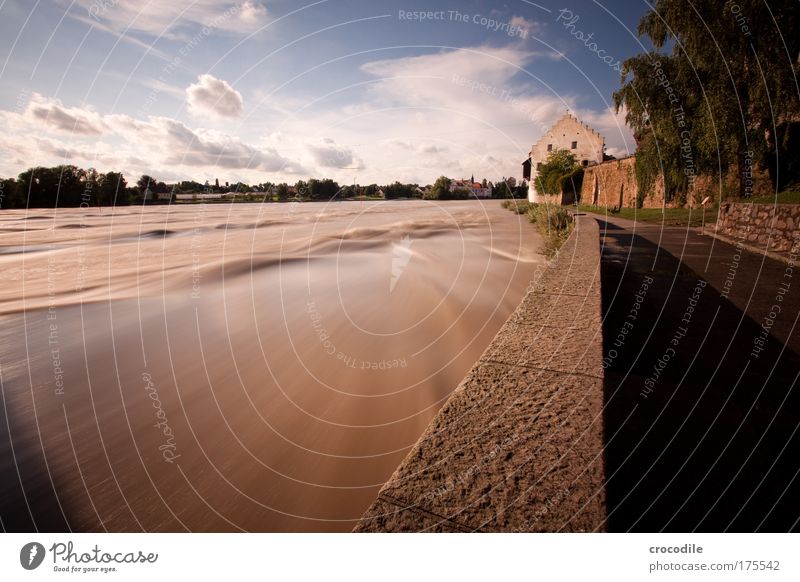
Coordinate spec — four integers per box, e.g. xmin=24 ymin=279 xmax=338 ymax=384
xmin=716 ymin=203 xmax=800 ymax=254
xmin=354 ymin=215 xmax=606 ymax=532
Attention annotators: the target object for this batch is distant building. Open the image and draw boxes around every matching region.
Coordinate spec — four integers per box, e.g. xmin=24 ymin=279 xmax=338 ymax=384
xmin=523 ymin=112 xmax=605 ymax=203
xmin=450 ymin=177 xmax=491 ymax=199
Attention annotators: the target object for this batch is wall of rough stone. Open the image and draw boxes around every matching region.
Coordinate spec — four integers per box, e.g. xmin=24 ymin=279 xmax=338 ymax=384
xmin=577 ymin=156 xmax=774 ymax=209
xmin=578 ymin=157 xmax=658 ymax=208
xmin=716 ymin=203 xmax=800 ymax=254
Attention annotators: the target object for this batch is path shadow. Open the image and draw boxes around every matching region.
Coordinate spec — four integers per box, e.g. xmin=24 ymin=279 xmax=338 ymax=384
xmin=597 ymin=219 xmax=800 ymax=532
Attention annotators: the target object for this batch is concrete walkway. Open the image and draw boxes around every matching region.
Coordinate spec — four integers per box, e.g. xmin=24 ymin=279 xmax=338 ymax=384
xmin=596 ymin=214 xmax=800 ymax=531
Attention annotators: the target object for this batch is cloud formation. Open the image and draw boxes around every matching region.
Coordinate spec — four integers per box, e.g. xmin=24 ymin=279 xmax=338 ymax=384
xmin=187 ymin=74 xmax=244 ymax=119
xmin=68 ymin=0 xmax=268 ymax=39
xmin=305 ymin=138 xmax=361 ymax=169
xmin=25 ymin=94 xmax=106 ymax=135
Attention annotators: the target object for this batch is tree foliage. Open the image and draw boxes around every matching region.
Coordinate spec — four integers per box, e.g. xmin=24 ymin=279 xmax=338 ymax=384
xmin=614 ymin=0 xmax=800 ymax=199
xmin=535 ymin=149 xmax=580 ymax=196
xmin=426 ymin=176 xmax=451 ymax=200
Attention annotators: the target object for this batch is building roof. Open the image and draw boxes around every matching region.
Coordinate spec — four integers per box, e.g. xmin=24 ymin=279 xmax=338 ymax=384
xmin=531 ymin=112 xmax=603 ymax=153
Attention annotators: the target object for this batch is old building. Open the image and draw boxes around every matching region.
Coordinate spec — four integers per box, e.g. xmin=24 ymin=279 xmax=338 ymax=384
xmin=522 ymin=112 xmax=605 ymax=203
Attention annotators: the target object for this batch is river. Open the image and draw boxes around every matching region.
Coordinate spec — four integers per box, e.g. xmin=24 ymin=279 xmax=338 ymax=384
xmin=0 ymin=200 xmax=542 ymax=531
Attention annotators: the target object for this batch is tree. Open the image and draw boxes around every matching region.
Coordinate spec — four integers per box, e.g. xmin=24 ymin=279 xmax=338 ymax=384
xmin=384 ymin=181 xmax=415 ymax=199
xmin=426 ymin=176 xmax=452 ymax=200
xmin=1 ymin=178 xmax=22 ymax=208
xmin=99 ymin=172 xmax=128 ymax=205
xmin=308 ymin=178 xmax=339 ymax=200
xmin=614 ymin=0 xmax=800 ymax=199
xmin=276 ymin=183 xmax=289 ymax=201
xmin=17 ymin=165 xmax=86 ymax=207
xmin=535 ymin=150 xmax=579 ymax=196
xmin=137 ymin=175 xmax=155 ymax=193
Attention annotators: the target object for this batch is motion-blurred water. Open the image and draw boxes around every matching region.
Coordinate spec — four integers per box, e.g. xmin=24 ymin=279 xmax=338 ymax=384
xmin=0 ymin=200 xmax=542 ymax=531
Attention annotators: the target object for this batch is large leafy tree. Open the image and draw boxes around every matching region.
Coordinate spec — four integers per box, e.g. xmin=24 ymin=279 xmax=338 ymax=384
xmin=614 ymin=0 xmax=800 ymax=200
xmin=99 ymin=172 xmax=128 ymax=205
xmin=426 ymin=176 xmax=451 ymax=200
xmin=17 ymin=165 xmax=86 ymax=207
xmin=137 ymin=174 xmax=155 ymax=193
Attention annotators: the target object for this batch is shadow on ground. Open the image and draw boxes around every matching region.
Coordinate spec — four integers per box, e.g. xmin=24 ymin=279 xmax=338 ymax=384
xmin=597 ymin=219 xmax=800 ymax=532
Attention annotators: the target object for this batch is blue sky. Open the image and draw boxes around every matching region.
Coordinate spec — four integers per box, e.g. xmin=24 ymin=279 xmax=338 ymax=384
xmin=0 ymin=0 xmax=652 ymax=185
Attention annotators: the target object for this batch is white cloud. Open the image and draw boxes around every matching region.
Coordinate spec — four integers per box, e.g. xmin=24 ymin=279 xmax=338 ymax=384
xmin=24 ymin=93 xmax=106 ymax=135
xmin=509 ymin=15 xmax=540 ymax=36
xmin=305 ymin=138 xmax=362 ymax=169
xmin=186 ymin=74 xmax=244 ymax=119
xmin=106 ymin=115 xmax=300 ymax=172
xmin=0 ymin=98 xmax=305 ymax=181
xmin=66 ymin=0 xmax=269 ymax=39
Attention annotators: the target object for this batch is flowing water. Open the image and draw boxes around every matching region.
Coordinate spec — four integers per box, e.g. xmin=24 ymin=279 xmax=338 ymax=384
xmin=0 ymin=200 xmax=543 ymax=532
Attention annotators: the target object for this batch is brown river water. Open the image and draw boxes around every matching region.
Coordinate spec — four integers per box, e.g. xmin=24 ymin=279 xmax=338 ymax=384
xmin=0 ymin=200 xmax=543 ymax=532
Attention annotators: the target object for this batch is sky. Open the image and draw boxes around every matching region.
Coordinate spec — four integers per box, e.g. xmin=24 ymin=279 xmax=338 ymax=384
xmin=0 ymin=0 xmax=653 ymax=186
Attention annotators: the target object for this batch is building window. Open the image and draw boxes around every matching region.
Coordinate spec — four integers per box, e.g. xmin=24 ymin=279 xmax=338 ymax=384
xmin=582 ymin=160 xmax=589 ymax=167
xmin=571 ymin=141 xmax=578 ymax=149
xmin=536 ymin=162 xmax=543 ymax=170
xmin=547 ymin=144 xmax=552 ymax=151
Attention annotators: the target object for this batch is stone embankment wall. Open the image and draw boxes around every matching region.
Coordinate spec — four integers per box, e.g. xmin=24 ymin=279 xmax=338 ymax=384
xmin=577 ymin=156 xmax=773 ymax=209
xmin=355 ymin=215 xmax=606 ymax=533
xmin=579 ymin=156 xmax=668 ymax=209
xmin=716 ymin=203 xmax=800 ymax=254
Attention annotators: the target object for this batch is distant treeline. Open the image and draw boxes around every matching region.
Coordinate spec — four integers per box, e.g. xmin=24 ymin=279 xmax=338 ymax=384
xmin=0 ymin=165 xmax=527 ymax=209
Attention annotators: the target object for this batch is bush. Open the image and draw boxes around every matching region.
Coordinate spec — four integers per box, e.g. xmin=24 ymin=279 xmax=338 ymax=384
xmin=526 ymin=203 xmax=574 ymax=257
xmin=502 ymin=199 xmax=530 ymax=214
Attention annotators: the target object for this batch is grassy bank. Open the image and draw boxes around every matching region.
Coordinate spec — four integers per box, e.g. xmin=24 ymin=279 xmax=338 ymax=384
xmin=576 ymin=205 xmax=717 ymax=228
xmin=503 ymin=199 xmax=573 ymax=257
xmin=744 ymin=190 xmax=800 ymax=204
